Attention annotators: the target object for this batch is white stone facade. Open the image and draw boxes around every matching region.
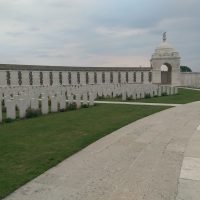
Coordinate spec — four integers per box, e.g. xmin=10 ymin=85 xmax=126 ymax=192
xmin=151 ymin=41 xmax=181 ymax=86
xmin=0 ymin=65 xmax=152 ymax=87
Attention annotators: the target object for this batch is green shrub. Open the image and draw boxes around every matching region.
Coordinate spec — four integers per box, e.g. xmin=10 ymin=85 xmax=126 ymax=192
xmin=67 ymin=103 xmax=77 ymax=111
xmin=96 ymin=95 xmax=105 ymax=100
xmin=127 ymin=96 xmax=133 ymax=100
xmin=4 ymin=118 xmax=15 ymax=123
xmin=60 ymin=108 xmax=67 ymax=112
xmin=116 ymin=94 xmax=122 ymax=98
xmin=26 ymin=108 xmax=41 ymax=118
xmin=81 ymin=104 xmax=89 ymax=108
xmin=145 ymin=94 xmax=151 ymax=98
xmin=161 ymin=92 xmax=167 ymax=96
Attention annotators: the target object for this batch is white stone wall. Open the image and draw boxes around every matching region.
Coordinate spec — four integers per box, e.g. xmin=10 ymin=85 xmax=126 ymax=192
xmin=53 ymin=72 xmax=59 ymax=85
xmin=80 ymin=72 xmax=86 ymax=85
xmin=10 ymin=71 xmax=19 ymax=86
xmin=105 ymin=72 xmax=110 ymax=84
xmin=88 ymin=72 xmax=94 ymax=84
xmin=43 ymin=71 xmax=50 ymax=86
xmin=113 ymin=72 xmax=118 ymax=84
xmin=128 ymin=72 xmax=133 ymax=83
xmin=121 ymin=72 xmax=126 ymax=83
xmin=0 ymin=71 xmax=7 ymax=86
xmin=62 ymin=72 xmax=68 ymax=85
xmin=180 ymin=72 xmax=200 ymax=88
xmin=71 ymin=71 xmax=77 ymax=85
xmin=0 ymin=68 xmax=153 ymax=87
xmin=143 ymin=71 xmax=149 ymax=84
xmin=136 ymin=71 xmax=142 ymax=83
xmin=22 ymin=71 xmax=29 ymax=85
xmin=97 ymin=72 xmax=102 ymax=84
xmin=32 ymin=71 xmax=40 ymax=85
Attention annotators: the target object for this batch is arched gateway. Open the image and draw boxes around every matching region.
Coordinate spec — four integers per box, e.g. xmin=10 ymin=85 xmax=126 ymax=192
xmin=151 ymin=33 xmax=181 ymax=86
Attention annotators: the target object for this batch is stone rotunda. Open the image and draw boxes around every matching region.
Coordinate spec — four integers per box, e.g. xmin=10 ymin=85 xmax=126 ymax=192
xmin=151 ymin=33 xmax=181 ymax=85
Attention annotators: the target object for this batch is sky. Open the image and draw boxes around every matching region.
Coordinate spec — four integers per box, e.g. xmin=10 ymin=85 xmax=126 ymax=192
xmin=0 ymin=0 xmax=199 ymax=71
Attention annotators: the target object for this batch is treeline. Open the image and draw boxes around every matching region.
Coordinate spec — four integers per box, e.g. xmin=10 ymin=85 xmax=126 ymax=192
xmin=180 ymin=66 xmax=192 ymax=72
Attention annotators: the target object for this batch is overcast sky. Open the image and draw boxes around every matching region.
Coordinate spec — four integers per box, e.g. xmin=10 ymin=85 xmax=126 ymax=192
xmin=0 ymin=0 xmax=199 ymax=71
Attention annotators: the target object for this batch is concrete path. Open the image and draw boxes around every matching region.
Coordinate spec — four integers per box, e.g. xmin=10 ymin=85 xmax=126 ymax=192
xmin=4 ymin=102 xmax=200 ymax=200
xmin=95 ymin=100 xmax=181 ymax=107
xmin=178 ymin=87 xmax=200 ymax=91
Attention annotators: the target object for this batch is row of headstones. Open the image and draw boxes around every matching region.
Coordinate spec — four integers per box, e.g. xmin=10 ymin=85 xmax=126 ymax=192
xmin=0 ymin=84 xmax=178 ymax=123
xmin=0 ymin=83 xmax=157 ymax=99
xmin=0 ymin=93 xmax=95 ymax=123
xmin=122 ymin=85 xmax=178 ymax=100
xmin=0 ymin=84 xmax=178 ymax=106
xmin=89 ymin=84 xmax=178 ymax=100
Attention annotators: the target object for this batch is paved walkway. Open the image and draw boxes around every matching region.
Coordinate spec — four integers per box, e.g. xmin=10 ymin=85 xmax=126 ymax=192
xmin=4 ymin=102 xmax=200 ymax=200
xmin=178 ymin=87 xmax=200 ymax=91
xmin=95 ymin=100 xmax=181 ymax=107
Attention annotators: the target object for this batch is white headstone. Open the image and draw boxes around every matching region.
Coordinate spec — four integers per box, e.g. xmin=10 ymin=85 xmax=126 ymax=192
xmin=6 ymin=100 xmax=16 ymax=119
xmin=31 ymin=98 xmax=39 ymax=110
xmin=82 ymin=93 xmax=88 ymax=105
xmin=59 ymin=96 xmax=66 ymax=110
xmin=41 ymin=98 xmax=49 ymax=114
xmin=18 ymin=99 xmax=26 ymax=118
xmin=75 ymin=94 xmax=81 ymax=109
xmin=51 ymin=96 xmax=58 ymax=112
xmin=89 ymin=93 xmax=94 ymax=106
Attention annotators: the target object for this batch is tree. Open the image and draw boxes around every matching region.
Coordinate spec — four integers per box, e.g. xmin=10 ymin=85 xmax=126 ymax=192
xmin=180 ymin=66 xmax=192 ymax=72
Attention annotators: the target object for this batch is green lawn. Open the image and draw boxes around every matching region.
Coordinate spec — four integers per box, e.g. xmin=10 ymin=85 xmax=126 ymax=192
xmin=0 ymin=104 xmax=169 ymax=199
xmin=98 ymin=88 xmax=200 ymax=104
xmin=134 ymin=88 xmax=200 ymax=104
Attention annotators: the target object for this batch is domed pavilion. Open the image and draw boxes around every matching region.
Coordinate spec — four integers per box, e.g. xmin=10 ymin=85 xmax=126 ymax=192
xmin=151 ymin=33 xmax=181 ymax=85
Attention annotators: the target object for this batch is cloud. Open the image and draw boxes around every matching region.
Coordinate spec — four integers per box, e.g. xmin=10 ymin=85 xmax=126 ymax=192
xmin=95 ymin=27 xmax=148 ymax=38
xmin=0 ymin=0 xmax=199 ymax=71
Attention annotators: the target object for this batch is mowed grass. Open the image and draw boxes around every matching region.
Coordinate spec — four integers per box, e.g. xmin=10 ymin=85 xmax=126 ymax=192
xmin=0 ymin=104 xmax=169 ymax=199
xmin=98 ymin=88 xmax=200 ymax=104
xmin=134 ymin=88 xmax=200 ymax=104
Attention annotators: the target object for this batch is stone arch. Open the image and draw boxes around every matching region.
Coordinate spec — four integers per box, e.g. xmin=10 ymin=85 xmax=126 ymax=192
xmin=161 ymin=63 xmax=172 ymax=84
xmin=150 ymin=34 xmax=181 ymax=85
